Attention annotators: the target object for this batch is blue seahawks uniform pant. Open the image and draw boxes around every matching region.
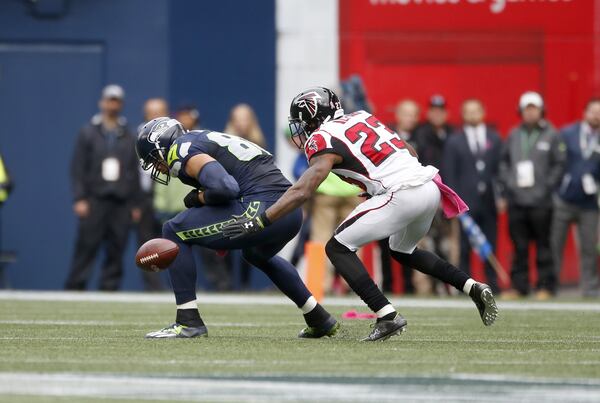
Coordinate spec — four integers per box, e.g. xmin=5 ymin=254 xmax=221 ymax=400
xmin=162 ymin=194 xmax=310 ymax=306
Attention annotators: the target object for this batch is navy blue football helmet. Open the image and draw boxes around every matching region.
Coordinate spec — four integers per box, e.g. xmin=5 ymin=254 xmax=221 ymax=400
xmin=136 ymin=117 xmax=186 ymax=185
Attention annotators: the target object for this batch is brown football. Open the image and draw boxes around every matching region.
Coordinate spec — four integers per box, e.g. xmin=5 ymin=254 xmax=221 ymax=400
xmin=135 ymin=238 xmax=179 ymax=272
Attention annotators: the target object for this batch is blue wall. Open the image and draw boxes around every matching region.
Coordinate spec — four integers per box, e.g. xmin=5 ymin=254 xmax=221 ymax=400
xmin=169 ymin=0 xmax=276 ymax=150
xmin=0 ymin=0 xmax=276 ymax=290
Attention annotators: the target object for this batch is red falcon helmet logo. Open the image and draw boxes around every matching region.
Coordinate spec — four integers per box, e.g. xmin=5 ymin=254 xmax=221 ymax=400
xmin=295 ymin=91 xmax=322 ymax=118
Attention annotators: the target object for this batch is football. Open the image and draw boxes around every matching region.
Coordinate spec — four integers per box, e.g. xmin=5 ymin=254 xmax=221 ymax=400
xmin=135 ymin=238 xmax=179 ymax=272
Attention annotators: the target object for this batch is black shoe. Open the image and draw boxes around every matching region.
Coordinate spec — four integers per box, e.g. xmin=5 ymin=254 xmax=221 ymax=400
xmin=298 ymin=316 xmax=339 ymax=338
xmin=145 ymin=323 xmax=208 ymax=338
xmin=361 ymin=314 xmax=407 ymax=342
xmin=470 ymin=282 xmax=499 ymax=326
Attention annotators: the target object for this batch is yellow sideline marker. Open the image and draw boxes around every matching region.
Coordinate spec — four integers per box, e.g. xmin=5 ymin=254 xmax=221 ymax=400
xmin=305 ymin=241 xmax=326 ymax=302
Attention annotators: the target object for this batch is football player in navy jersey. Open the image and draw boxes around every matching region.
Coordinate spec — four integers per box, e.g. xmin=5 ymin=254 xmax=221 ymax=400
xmin=136 ymin=117 xmax=338 ymax=339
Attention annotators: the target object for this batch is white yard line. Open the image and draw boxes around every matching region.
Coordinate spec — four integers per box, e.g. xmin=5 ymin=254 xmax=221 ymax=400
xmin=0 ymin=319 xmax=299 ymax=327
xmin=1 ymin=290 xmax=600 ymax=312
xmin=0 ymin=372 xmax=599 ymax=402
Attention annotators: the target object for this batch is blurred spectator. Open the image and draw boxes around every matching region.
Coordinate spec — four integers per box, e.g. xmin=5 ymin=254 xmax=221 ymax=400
xmin=551 ymin=98 xmax=600 ymax=297
xmin=136 ymin=98 xmax=169 ymax=291
xmin=380 ymin=99 xmax=423 ymax=293
xmin=175 ymin=104 xmax=200 ymax=132
xmin=414 ymin=95 xmax=455 ymax=167
xmin=393 ymin=99 xmax=420 ymax=145
xmin=442 ymin=99 xmax=502 ymax=294
xmin=340 ymin=75 xmax=373 ymax=114
xmin=310 ymin=174 xmax=361 ymax=294
xmin=153 ymin=104 xmax=199 ymax=225
xmin=409 ymin=96 xmax=457 ymax=295
xmin=65 ymin=85 xmax=140 ymax=291
xmin=223 ymin=103 xmax=269 ymax=289
xmin=499 ymin=92 xmax=565 ymax=299
xmin=0 ymin=152 xmax=12 ymax=205
xmin=0 ymin=151 xmax=12 ymax=288
xmin=225 ymin=103 xmax=267 ymax=147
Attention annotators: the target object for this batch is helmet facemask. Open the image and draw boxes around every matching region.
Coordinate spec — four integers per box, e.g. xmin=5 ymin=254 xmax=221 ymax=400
xmin=141 ymin=147 xmax=170 ymax=185
xmin=137 ymin=117 xmax=186 ymax=186
xmin=288 ymin=118 xmax=320 ymax=149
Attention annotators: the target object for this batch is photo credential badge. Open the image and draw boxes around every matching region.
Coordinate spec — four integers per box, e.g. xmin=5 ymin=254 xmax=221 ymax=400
xmin=102 ymin=158 xmax=120 ymax=182
xmin=516 ymin=160 xmax=535 ymax=188
xmin=582 ymin=174 xmax=598 ymax=195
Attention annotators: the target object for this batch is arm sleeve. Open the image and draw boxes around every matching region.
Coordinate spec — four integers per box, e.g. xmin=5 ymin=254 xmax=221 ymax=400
xmin=198 ymin=161 xmax=240 ymax=205
xmin=71 ymin=128 xmax=89 ymax=201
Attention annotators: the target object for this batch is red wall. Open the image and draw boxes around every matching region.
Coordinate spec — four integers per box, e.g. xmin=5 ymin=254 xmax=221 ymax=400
xmin=340 ymin=0 xmax=600 ymax=288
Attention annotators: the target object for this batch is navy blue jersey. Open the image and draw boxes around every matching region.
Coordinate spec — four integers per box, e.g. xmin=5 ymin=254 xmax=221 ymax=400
xmin=167 ymin=130 xmax=290 ymax=197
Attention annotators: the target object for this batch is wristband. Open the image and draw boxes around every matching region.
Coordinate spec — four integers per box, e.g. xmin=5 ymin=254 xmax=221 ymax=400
xmin=258 ymin=211 xmax=271 ymax=227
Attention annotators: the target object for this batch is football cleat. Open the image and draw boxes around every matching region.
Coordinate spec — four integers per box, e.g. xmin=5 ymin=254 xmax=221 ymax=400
xmin=361 ymin=314 xmax=407 ymax=342
xmin=298 ymin=316 xmax=340 ymax=339
xmin=469 ymin=282 xmax=499 ymax=326
xmin=145 ymin=323 xmax=208 ymax=339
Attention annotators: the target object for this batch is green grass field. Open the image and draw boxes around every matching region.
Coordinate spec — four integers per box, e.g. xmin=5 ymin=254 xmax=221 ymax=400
xmin=1 ymin=292 xmax=599 ymax=402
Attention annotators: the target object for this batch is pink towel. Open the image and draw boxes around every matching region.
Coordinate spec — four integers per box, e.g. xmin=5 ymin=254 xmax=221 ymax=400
xmin=432 ymin=174 xmax=469 ymax=218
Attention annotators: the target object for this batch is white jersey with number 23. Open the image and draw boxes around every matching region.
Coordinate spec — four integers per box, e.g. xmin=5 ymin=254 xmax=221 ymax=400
xmin=304 ymin=110 xmax=438 ymax=196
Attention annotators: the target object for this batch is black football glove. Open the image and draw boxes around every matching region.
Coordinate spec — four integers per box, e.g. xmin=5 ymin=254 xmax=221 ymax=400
xmin=222 ymin=212 xmax=271 ymax=240
xmin=183 ymin=189 xmax=204 ymax=208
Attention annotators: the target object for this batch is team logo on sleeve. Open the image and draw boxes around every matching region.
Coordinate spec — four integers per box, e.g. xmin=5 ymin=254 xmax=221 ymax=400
xmin=295 ymin=91 xmax=322 ymax=118
xmin=305 ymin=133 xmax=327 ymax=159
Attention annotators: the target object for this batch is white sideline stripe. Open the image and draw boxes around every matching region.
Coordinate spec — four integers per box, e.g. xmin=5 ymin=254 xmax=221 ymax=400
xmin=1 ymin=290 xmax=600 ymax=312
xmin=0 ymin=373 xmax=599 ymax=402
xmin=0 ymin=320 xmax=299 ymax=327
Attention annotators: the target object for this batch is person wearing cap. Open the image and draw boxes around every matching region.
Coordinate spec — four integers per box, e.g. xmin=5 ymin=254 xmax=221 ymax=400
xmin=414 ymin=95 xmax=454 ymax=169
xmin=551 ymin=98 xmax=600 ymax=298
xmin=395 ymin=95 xmax=455 ymax=294
xmin=65 ymin=84 xmax=141 ymax=291
xmin=499 ymin=91 xmax=565 ymax=300
xmin=442 ymin=99 xmax=503 ymax=294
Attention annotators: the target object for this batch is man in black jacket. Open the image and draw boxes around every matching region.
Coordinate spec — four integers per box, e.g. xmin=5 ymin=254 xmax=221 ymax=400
xmin=411 ymin=95 xmax=456 ymax=295
xmin=499 ymin=92 xmax=565 ymax=299
xmin=442 ymin=99 xmax=502 ymax=294
xmin=414 ymin=95 xmax=454 ymax=168
xmin=65 ymin=85 xmax=141 ymax=291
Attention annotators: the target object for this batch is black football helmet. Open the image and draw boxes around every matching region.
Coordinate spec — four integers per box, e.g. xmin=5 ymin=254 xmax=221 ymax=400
xmin=136 ymin=117 xmax=186 ymax=185
xmin=289 ymin=87 xmax=344 ymax=148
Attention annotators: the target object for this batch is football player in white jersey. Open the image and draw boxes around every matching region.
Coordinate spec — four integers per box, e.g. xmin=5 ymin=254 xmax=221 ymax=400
xmin=224 ymin=87 xmax=498 ymax=341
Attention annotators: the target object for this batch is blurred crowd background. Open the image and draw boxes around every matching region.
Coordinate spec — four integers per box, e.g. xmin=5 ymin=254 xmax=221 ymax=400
xmin=1 ymin=0 xmax=599 ymax=299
